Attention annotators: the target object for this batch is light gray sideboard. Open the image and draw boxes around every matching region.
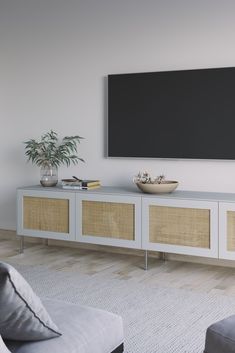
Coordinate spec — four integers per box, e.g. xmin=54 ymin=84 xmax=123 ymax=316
xmin=17 ymin=186 xmax=235 ymax=268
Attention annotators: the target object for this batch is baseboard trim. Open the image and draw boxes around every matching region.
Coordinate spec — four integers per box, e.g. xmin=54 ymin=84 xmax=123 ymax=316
xmin=0 ymin=229 xmax=18 ymax=239
xmin=1 ymin=229 xmax=235 ymax=268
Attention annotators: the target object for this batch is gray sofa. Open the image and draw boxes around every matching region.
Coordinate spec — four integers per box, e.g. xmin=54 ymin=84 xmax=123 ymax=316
xmin=0 ymin=262 xmax=124 ymax=353
xmin=204 ymin=315 xmax=235 ymax=353
xmin=4 ymin=299 xmax=124 ymax=353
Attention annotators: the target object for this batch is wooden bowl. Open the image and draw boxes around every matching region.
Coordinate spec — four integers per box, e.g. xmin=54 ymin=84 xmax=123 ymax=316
xmin=136 ymin=181 xmax=178 ymax=194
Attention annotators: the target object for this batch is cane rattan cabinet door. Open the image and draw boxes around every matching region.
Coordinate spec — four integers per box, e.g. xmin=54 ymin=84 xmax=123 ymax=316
xmin=76 ymin=193 xmax=141 ymax=248
xmin=219 ymin=202 xmax=235 ymax=260
xmin=17 ymin=189 xmax=76 ymax=241
xmin=142 ymin=197 xmax=218 ymax=258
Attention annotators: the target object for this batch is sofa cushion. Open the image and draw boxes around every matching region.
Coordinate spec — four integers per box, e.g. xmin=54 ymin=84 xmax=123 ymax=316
xmin=204 ymin=315 xmax=235 ymax=353
xmin=6 ymin=299 xmax=124 ymax=353
xmin=0 ymin=335 xmax=12 ymax=353
xmin=0 ymin=262 xmax=61 ymax=341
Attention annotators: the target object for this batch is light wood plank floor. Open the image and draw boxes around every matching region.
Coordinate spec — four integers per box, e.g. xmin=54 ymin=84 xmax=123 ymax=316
xmin=1 ymin=236 xmax=235 ymax=297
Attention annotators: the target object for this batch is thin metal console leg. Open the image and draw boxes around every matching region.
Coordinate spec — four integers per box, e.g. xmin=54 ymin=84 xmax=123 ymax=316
xmin=144 ymin=250 xmax=148 ymax=270
xmin=161 ymin=252 xmax=166 ymax=261
xmin=19 ymin=236 xmax=24 ymax=254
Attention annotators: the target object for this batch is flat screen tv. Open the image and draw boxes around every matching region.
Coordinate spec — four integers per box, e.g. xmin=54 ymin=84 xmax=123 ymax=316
xmin=108 ymin=67 xmax=235 ymax=160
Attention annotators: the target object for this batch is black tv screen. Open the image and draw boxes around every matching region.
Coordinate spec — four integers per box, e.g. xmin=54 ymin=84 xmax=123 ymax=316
xmin=108 ymin=67 xmax=235 ymax=160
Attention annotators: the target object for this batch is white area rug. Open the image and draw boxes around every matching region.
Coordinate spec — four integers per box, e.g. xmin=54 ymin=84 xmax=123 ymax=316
xmin=10 ymin=263 xmax=235 ymax=353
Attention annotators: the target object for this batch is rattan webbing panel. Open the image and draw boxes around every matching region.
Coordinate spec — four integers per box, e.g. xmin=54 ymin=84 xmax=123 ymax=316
xmin=227 ymin=211 xmax=235 ymax=251
xmin=23 ymin=196 xmax=69 ymax=233
xmin=149 ymin=205 xmax=210 ymax=248
xmin=82 ymin=201 xmax=135 ymax=240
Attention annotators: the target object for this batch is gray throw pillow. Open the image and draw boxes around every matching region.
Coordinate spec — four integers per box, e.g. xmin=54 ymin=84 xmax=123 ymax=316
xmin=0 ymin=262 xmax=61 ymax=341
xmin=0 ymin=335 xmax=11 ymax=353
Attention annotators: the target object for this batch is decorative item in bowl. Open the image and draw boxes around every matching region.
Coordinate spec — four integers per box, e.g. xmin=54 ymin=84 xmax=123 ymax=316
xmin=133 ymin=171 xmax=178 ymax=194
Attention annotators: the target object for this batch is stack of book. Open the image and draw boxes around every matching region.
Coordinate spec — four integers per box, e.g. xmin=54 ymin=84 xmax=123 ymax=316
xmin=61 ymin=178 xmax=101 ymax=190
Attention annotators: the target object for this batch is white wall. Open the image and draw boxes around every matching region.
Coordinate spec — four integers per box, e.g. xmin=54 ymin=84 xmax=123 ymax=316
xmin=1 ymin=0 xmax=235 ymax=230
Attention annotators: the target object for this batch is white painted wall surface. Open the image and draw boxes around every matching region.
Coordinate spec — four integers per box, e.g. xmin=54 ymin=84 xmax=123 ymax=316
xmin=1 ymin=0 xmax=235 ymax=230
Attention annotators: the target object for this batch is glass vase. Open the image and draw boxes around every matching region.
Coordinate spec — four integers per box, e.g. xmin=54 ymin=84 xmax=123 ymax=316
xmin=40 ymin=164 xmax=58 ymax=187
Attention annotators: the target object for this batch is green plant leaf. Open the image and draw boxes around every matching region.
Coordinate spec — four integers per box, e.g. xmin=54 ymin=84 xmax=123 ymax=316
xmin=23 ymin=130 xmax=84 ymax=167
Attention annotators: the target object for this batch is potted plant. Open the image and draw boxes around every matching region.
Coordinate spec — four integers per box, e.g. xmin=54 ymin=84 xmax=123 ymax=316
xmin=24 ymin=130 xmax=84 ymax=186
